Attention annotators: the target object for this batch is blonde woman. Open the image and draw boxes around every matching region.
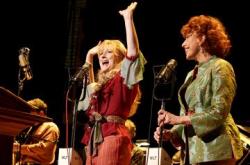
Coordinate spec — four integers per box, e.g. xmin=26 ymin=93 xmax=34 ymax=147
xmin=78 ymin=2 xmax=146 ymax=165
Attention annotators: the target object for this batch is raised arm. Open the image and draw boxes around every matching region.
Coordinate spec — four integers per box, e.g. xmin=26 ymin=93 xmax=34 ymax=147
xmin=85 ymin=41 xmax=102 ymax=83
xmin=119 ymin=2 xmax=139 ymax=58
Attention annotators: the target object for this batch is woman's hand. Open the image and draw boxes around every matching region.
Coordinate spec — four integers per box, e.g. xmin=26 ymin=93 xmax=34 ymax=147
xmin=119 ymin=2 xmax=137 ymax=19
xmin=153 ymin=127 xmax=172 ymax=143
xmin=158 ymin=109 xmax=191 ymax=126
xmin=86 ymin=41 xmax=102 ymax=64
xmin=119 ymin=2 xmax=139 ymax=58
xmin=157 ymin=109 xmax=180 ymax=126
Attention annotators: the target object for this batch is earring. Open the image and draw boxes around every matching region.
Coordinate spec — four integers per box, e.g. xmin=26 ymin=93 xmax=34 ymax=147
xmin=200 ymin=46 xmax=205 ymax=54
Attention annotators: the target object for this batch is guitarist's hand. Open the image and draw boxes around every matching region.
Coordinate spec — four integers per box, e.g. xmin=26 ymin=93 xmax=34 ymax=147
xmin=13 ymin=141 xmax=20 ymax=153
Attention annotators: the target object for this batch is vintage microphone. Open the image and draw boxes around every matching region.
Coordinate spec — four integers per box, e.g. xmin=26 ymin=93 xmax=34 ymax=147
xmin=18 ymin=47 xmax=33 ymax=80
xmin=17 ymin=47 xmax=32 ymax=96
xmin=155 ymin=59 xmax=177 ymax=83
xmin=70 ymin=63 xmax=90 ymax=82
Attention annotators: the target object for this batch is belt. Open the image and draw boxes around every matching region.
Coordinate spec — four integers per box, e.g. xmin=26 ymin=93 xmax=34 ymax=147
xmin=88 ymin=112 xmax=125 ymax=156
xmin=91 ymin=112 xmax=125 ymax=124
xmin=22 ymin=163 xmax=40 ymax=165
xmin=104 ymin=115 xmax=125 ymax=124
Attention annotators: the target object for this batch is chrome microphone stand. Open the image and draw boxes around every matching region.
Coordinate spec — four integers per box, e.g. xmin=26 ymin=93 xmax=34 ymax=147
xmin=152 ymin=64 xmax=177 ymax=165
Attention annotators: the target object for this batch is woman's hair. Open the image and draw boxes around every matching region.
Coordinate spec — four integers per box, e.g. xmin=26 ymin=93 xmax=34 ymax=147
xmin=98 ymin=40 xmax=126 ymax=64
xmin=125 ymin=119 xmax=136 ymax=138
xmin=95 ymin=40 xmax=127 ymax=90
xmin=93 ymin=40 xmax=141 ymax=117
xmin=27 ymin=98 xmax=47 ymax=113
xmin=128 ymin=86 xmax=141 ymax=117
xmin=181 ymin=15 xmax=231 ymax=58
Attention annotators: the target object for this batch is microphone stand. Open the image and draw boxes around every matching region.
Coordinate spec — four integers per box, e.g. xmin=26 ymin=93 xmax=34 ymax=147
xmin=65 ymin=68 xmax=88 ymax=164
xmin=70 ymin=75 xmax=88 ymax=150
xmin=159 ymin=100 xmax=165 ymax=147
xmin=17 ymin=67 xmax=27 ymax=96
xmin=152 ymin=64 xmax=176 ymax=165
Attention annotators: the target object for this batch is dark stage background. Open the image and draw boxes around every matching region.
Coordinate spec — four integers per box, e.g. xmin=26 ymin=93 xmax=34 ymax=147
xmin=1 ymin=0 xmax=249 ymax=163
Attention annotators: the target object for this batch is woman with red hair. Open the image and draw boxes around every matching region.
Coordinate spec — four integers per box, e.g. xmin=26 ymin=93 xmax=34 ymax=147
xmin=154 ymin=15 xmax=243 ymax=165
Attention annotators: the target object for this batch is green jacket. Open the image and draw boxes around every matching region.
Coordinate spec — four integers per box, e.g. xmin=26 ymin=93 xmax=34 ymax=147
xmin=171 ymin=56 xmax=243 ymax=164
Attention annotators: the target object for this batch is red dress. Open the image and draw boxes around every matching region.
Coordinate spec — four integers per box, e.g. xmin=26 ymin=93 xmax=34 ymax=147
xmin=79 ymin=53 xmax=146 ymax=165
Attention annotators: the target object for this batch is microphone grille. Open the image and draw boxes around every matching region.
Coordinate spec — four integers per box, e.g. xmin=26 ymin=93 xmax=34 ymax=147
xmin=19 ymin=47 xmax=30 ymax=56
xmin=168 ymin=59 xmax=177 ymax=69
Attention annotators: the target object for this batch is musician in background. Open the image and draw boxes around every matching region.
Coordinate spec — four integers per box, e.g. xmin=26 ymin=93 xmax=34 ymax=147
xmin=125 ymin=119 xmax=145 ymax=165
xmin=13 ymin=98 xmax=60 ymax=165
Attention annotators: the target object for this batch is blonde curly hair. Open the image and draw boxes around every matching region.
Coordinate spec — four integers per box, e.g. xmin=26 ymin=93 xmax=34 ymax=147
xmin=125 ymin=119 xmax=136 ymax=138
xmin=94 ymin=40 xmax=141 ymax=117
